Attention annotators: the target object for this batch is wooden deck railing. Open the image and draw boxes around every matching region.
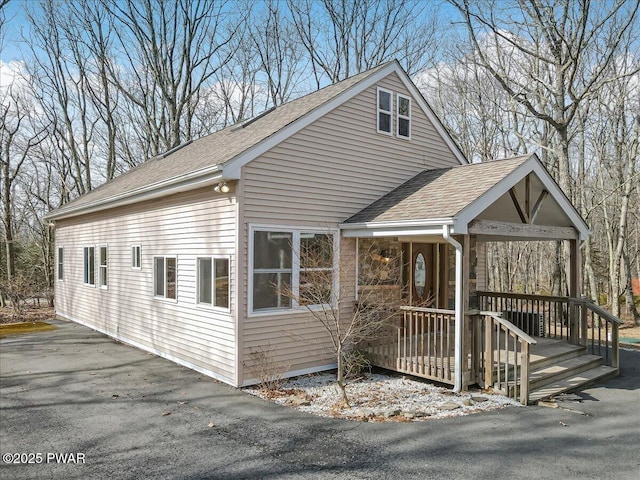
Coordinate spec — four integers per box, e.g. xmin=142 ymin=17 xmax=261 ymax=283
xmin=477 ymin=291 xmax=621 ymax=368
xmin=478 ymin=291 xmax=575 ymax=341
xmin=363 ymin=306 xmax=456 ymax=385
xmin=576 ymin=299 xmax=622 ymax=368
xmin=363 ymin=293 xmax=621 ymax=404
xmin=478 ymin=312 xmax=537 ymax=404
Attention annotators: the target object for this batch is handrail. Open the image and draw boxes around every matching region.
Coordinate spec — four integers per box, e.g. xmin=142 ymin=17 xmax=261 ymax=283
xmin=399 ymin=306 xmax=456 ymax=315
xmin=477 ymin=290 xmax=571 ymax=302
xmin=578 ymin=298 xmax=623 ymax=325
xmin=481 ymin=312 xmax=535 ymax=404
xmin=482 ymin=311 xmax=538 ymax=345
xmin=478 ymin=291 xmax=621 ymax=371
xmin=574 ymin=297 xmax=621 ymax=368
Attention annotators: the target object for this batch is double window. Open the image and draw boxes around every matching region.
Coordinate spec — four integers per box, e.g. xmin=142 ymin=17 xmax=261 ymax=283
xmin=377 ymin=87 xmax=411 ymax=139
xmin=154 ymin=256 xmax=177 ymax=300
xmin=83 ymin=246 xmax=95 ymax=286
xmin=197 ymin=257 xmax=230 ymax=310
xmin=250 ymin=227 xmax=336 ymax=313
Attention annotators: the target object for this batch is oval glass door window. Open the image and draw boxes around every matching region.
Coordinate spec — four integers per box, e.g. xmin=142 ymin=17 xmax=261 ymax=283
xmin=414 ymin=253 xmax=426 ymax=298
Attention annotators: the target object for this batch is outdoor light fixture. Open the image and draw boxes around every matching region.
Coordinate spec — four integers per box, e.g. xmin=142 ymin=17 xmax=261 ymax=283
xmin=370 ymin=249 xmax=391 ymax=263
xmin=214 ymin=182 xmax=230 ymax=193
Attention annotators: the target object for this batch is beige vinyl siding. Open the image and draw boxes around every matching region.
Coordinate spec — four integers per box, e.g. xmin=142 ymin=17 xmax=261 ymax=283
xmin=239 ymin=72 xmax=461 ymax=382
xmin=55 ymin=187 xmax=237 ymax=384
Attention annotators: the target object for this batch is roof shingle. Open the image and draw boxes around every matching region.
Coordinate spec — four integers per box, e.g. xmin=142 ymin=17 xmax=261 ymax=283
xmin=343 ymin=156 xmax=531 ymax=224
xmin=50 ymin=62 xmax=393 ymax=217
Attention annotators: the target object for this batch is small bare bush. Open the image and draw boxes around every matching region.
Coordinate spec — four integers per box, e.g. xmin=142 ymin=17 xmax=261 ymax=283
xmin=247 ymin=344 xmax=290 ymax=393
xmin=0 ymin=275 xmax=37 ymax=315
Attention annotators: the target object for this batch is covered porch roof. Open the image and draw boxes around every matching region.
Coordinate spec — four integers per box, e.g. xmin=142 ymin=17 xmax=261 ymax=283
xmin=340 ymin=154 xmax=589 ymax=241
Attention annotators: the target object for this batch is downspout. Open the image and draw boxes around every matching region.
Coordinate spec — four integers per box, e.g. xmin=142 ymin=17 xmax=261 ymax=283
xmin=443 ymin=225 xmax=463 ymax=392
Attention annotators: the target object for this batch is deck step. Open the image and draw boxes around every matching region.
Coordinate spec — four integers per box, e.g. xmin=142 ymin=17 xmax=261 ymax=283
xmin=530 ymin=341 xmax=586 ymax=369
xmin=529 ymin=354 xmax=603 ymax=391
xmin=529 ymin=365 xmax=618 ymax=404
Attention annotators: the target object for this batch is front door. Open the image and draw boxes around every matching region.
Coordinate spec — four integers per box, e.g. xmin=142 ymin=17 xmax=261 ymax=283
xmin=411 ymin=244 xmax=435 ymax=307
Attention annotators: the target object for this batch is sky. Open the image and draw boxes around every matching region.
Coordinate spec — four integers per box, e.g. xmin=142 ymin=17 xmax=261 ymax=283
xmin=1 ymin=0 xmax=30 ymax=63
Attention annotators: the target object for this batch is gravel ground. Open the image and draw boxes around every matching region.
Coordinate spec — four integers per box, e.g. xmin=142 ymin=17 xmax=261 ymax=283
xmin=245 ymin=372 xmax=520 ymax=422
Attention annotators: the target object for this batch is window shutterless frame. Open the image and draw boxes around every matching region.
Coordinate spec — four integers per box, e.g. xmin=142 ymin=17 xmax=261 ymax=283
xmin=248 ymin=225 xmax=338 ymax=316
xmin=377 ymin=87 xmax=393 ymax=135
xmin=153 ymin=256 xmax=177 ymax=300
xmin=396 ymin=93 xmax=411 ymax=139
xmin=131 ymin=245 xmax=141 ymax=269
xmin=57 ymin=246 xmax=64 ymax=281
xmin=83 ymin=246 xmax=95 ymax=286
xmin=197 ymin=255 xmax=230 ymax=311
xmin=98 ymin=245 xmax=108 ymax=289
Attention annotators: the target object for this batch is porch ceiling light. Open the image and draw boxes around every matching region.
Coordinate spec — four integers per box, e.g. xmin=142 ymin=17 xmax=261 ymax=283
xmin=371 ymin=250 xmax=391 ymax=263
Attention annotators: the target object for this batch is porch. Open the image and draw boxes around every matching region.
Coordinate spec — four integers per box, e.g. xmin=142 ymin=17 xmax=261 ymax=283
xmin=340 ymin=155 xmax=620 ymax=403
xmin=361 ymin=291 xmax=621 ymax=404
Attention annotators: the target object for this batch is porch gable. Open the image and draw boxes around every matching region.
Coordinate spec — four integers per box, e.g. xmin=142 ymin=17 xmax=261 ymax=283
xmin=340 ymin=154 xmax=589 ymax=242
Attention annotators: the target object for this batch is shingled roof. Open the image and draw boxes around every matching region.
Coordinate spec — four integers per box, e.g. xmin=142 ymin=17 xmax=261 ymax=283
xmin=48 ymin=61 xmax=413 ymax=220
xmin=343 ymin=156 xmax=531 ymax=224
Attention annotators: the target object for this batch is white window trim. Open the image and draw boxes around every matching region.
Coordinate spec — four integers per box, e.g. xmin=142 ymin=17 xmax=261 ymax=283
xmin=153 ymin=255 xmax=178 ymax=302
xmin=377 ymin=87 xmax=393 ymax=135
xmin=396 ymin=93 xmax=411 ymax=140
xmin=131 ymin=245 xmax=141 ymax=270
xmin=57 ymin=246 xmax=64 ymax=282
xmin=83 ymin=246 xmax=96 ymax=287
xmin=98 ymin=244 xmax=108 ymax=290
xmin=248 ymin=224 xmax=339 ymax=317
xmin=196 ymin=255 xmax=231 ymax=312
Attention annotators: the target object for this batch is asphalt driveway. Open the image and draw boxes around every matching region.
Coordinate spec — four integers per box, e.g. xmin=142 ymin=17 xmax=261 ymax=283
xmin=1 ymin=319 xmax=639 ymax=480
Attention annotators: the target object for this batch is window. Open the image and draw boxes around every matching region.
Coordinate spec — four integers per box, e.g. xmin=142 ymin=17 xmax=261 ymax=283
xmin=377 ymin=87 xmax=392 ymax=134
xmin=253 ymin=231 xmax=292 ymax=310
xmin=131 ymin=246 xmax=141 ymax=269
xmin=99 ymin=246 xmax=108 ymax=288
xmin=197 ymin=256 xmax=230 ymax=310
xmin=299 ymin=233 xmax=333 ymax=305
xmin=57 ymin=247 xmax=64 ymax=281
xmin=154 ymin=256 xmax=177 ymax=300
xmin=250 ymin=228 xmax=336 ymax=313
xmin=397 ymin=93 xmax=411 ymax=139
xmin=83 ymin=246 xmax=95 ymax=286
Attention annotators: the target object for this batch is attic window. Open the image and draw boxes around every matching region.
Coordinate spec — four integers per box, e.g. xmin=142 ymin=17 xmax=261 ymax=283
xmin=397 ymin=94 xmax=411 ymax=139
xmin=377 ymin=87 xmax=392 ymax=135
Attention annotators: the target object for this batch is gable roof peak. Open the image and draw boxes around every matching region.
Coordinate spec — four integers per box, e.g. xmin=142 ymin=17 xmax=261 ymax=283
xmin=46 ymin=59 xmax=464 ymax=220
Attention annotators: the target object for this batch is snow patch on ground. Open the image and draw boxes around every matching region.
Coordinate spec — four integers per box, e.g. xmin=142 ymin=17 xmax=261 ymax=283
xmin=244 ymin=372 xmax=520 ymax=422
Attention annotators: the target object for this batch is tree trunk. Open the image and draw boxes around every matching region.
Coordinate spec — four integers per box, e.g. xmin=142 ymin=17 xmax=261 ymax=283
xmin=336 ymin=346 xmax=350 ymax=408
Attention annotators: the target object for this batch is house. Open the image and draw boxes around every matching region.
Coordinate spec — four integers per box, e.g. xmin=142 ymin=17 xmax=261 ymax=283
xmin=46 ymin=60 xmax=621 ymax=404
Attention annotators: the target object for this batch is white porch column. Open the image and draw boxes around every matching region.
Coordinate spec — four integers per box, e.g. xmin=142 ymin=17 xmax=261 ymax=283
xmin=443 ymin=225 xmax=463 ymax=392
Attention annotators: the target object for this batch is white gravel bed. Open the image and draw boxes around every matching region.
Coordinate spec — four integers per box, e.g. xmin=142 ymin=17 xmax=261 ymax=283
xmin=244 ymin=372 xmax=520 ymax=422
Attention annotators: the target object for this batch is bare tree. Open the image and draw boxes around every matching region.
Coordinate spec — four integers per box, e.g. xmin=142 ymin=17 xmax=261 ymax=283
xmin=450 ymin=0 xmax=640 ymax=297
xmin=248 ymin=0 xmax=307 ymax=107
xmin=1 ymin=79 xmax=48 ymax=280
xmin=282 ymin=236 xmax=400 ymax=408
xmin=287 ymin=0 xmax=439 ymax=88
xmin=103 ymin=0 xmax=239 ymax=157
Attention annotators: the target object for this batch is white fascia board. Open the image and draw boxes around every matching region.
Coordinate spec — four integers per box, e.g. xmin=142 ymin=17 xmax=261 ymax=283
xmin=341 ymin=223 xmax=449 ymax=238
xmin=397 ymin=73 xmax=469 ymax=166
xmin=454 ymin=155 xmax=590 ymax=240
xmin=222 ymin=62 xmax=407 ymax=178
xmin=46 ymin=167 xmax=223 ymax=221
xmin=342 ymin=228 xmax=446 ymax=238
xmin=340 ymin=218 xmax=453 ymax=229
